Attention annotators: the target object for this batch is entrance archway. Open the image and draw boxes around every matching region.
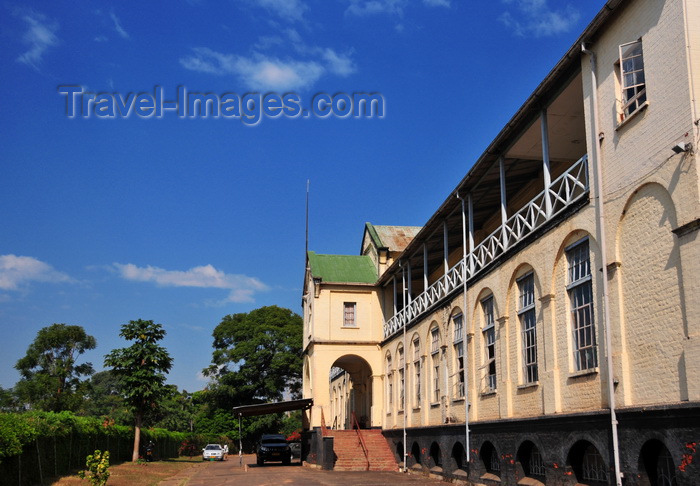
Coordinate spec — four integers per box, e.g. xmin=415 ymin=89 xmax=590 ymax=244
xmin=329 ymin=354 xmax=373 ymax=429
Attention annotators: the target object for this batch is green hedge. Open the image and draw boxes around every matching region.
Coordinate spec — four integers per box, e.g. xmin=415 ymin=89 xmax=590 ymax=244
xmin=0 ymin=412 xmax=192 ymax=486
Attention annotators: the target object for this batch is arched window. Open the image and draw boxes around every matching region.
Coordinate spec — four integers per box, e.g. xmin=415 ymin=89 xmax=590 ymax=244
xmin=429 ymin=326 xmax=441 ymax=403
xmin=639 ymin=439 xmax=677 ymax=486
xmin=452 ymin=312 xmax=465 ymax=398
xmin=517 ymin=272 xmax=538 ymax=383
xmin=516 ymin=440 xmax=545 ymax=480
xmin=411 ymin=442 xmax=422 ymax=467
xmin=568 ymin=440 xmax=607 ymax=484
xmin=481 ymin=441 xmax=500 ymax=477
xmin=397 ymin=344 xmax=405 ymax=411
xmin=566 ymin=238 xmax=597 ymax=371
xmin=385 ymin=353 xmax=393 ymax=412
xmin=396 ymin=441 xmax=404 ymax=464
xmin=451 ymin=442 xmax=466 ymax=471
xmin=412 ymin=336 xmax=421 ymax=408
xmin=481 ymin=296 xmax=496 ymax=392
xmin=430 ymin=442 xmax=442 ymax=469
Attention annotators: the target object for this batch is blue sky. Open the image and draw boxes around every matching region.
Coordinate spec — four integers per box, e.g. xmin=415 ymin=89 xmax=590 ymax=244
xmin=0 ymin=0 xmax=604 ymax=393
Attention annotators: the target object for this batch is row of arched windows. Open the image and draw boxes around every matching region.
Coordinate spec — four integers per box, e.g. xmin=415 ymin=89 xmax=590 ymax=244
xmin=395 ymin=437 xmax=678 ymax=485
xmin=385 ymin=236 xmax=596 ymax=414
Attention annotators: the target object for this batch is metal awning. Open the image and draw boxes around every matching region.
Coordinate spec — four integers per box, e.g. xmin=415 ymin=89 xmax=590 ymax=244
xmin=232 ymin=398 xmax=313 ymax=417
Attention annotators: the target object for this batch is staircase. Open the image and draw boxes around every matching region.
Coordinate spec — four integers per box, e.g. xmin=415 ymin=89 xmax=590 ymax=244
xmin=332 ymin=429 xmax=398 ymax=472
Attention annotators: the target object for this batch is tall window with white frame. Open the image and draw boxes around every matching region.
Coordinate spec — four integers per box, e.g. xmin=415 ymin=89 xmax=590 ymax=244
xmin=343 ymin=302 xmax=357 ymax=327
xmin=618 ymin=39 xmax=646 ymax=121
xmin=413 ymin=338 xmax=421 ymax=408
xmin=430 ymin=328 xmax=440 ymax=403
xmin=386 ymin=354 xmax=393 ymax=412
xmin=567 ymin=239 xmax=597 ymax=371
xmin=453 ymin=313 xmax=465 ymax=398
xmin=518 ymin=273 xmax=538 ymax=384
xmin=482 ymin=297 xmax=497 ymax=392
xmin=398 ymin=346 xmax=405 ymax=411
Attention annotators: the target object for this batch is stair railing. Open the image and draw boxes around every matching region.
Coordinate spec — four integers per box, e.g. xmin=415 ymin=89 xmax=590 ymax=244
xmin=351 ymin=412 xmax=370 ymax=470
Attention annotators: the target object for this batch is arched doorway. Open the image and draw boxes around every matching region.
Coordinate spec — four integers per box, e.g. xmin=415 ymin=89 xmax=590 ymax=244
xmin=329 ymin=354 xmax=373 ymax=429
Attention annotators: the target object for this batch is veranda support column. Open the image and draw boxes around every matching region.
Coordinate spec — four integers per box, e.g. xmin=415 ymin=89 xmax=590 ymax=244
xmin=541 ymin=108 xmax=553 ymax=217
xmin=443 ymin=220 xmax=449 ymax=274
xmin=499 ymin=156 xmax=508 ymax=249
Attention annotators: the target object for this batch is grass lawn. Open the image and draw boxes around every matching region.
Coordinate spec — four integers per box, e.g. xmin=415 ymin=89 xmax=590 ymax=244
xmin=50 ymin=456 xmax=203 ymax=486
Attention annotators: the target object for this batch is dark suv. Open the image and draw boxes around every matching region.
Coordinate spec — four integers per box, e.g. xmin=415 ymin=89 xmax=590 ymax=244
xmin=256 ymin=434 xmax=292 ymax=466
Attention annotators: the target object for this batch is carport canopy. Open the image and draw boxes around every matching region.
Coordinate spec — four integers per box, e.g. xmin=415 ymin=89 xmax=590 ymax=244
xmin=231 ymin=398 xmax=313 ymax=417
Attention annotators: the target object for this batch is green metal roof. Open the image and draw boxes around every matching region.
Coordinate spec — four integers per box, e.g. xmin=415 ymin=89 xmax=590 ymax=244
xmin=307 ymin=251 xmax=377 ymax=284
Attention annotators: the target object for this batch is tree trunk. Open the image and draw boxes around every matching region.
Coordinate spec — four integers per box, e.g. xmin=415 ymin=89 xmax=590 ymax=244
xmin=132 ymin=413 xmax=142 ymax=462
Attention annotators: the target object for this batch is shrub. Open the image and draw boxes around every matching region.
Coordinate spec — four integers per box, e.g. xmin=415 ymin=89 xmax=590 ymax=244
xmin=78 ymin=450 xmax=110 ymax=486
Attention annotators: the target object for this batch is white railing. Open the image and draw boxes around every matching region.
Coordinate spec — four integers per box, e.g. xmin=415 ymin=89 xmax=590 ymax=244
xmin=383 ymin=155 xmax=589 ymax=339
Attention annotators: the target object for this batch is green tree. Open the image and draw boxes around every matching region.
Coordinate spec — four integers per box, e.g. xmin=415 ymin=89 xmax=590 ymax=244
xmin=14 ymin=323 xmax=96 ymax=411
xmin=151 ymin=386 xmax=197 ymax=432
xmin=204 ymin=305 xmax=303 ymax=408
xmin=79 ymin=370 xmax=131 ymax=424
xmin=104 ymin=319 xmax=172 ymax=462
xmin=0 ymin=386 xmax=21 ymax=412
xmin=199 ymin=306 xmax=302 ymax=449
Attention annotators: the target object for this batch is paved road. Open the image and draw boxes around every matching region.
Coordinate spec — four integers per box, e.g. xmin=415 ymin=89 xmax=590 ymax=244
xmin=162 ymin=455 xmax=450 ymax=486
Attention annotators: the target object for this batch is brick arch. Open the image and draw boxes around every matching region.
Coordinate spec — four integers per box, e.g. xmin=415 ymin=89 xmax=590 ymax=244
xmin=504 ymin=262 xmax=538 ymax=317
xmin=566 ymin=439 xmax=609 ymax=484
xmin=515 ymin=439 xmax=546 ymax=483
xmin=548 ymin=229 xmax=596 ymax=297
xmin=616 ymin=182 xmax=686 ymax=404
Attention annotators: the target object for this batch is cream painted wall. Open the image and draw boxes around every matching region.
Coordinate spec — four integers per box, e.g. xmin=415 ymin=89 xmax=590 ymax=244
xmin=303 ymin=0 xmax=700 ymax=432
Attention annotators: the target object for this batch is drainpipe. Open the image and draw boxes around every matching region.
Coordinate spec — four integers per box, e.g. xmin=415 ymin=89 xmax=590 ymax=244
xmin=400 ymin=260 xmax=408 ymax=472
xmin=403 ymin=295 xmax=407 ymax=472
xmin=455 ymin=191 xmax=470 ymax=464
xmin=581 ymin=43 xmax=622 ymax=486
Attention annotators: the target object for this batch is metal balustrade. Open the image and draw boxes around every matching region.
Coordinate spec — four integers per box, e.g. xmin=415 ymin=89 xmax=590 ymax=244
xmin=383 ymin=155 xmax=589 ymax=339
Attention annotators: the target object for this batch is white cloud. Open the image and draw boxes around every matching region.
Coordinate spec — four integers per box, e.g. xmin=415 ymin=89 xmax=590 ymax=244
xmin=15 ymin=10 xmax=59 ymax=70
xmin=181 ymin=28 xmax=356 ymax=90
xmin=321 ymin=48 xmax=356 ymax=76
xmin=113 ymin=262 xmax=268 ymax=303
xmin=236 ymin=56 xmax=325 ymax=91
xmin=423 ymin=0 xmax=450 ymax=7
xmin=499 ymin=0 xmax=580 ymax=37
xmin=237 ymin=0 xmax=308 ymax=22
xmin=180 ymin=45 xmax=354 ymax=91
xmin=345 ymin=0 xmax=406 ymax=16
xmin=0 ymin=255 xmax=72 ymax=290
xmin=109 ymin=11 xmax=130 ymax=39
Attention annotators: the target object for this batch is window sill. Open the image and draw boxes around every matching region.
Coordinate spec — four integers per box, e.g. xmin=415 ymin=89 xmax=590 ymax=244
xmin=615 ymin=100 xmax=649 ymax=131
xmin=412 ymin=407 xmax=421 ymax=412
xmin=341 ymin=325 xmax=359 ymax=329
xmin=517 ymin=382 xmax=539 ymax=390
xmin=430 ymin=402 xmax=440 ymax=408
xmin=517 ymin=477 xmax=545 ymax=486
xmin=480 ymin=390 xmax=497 ymax=397
xmin=569 ymin=368 xmax=599 ymax=379
xmin=480 ymin=472 xmax=501 ymax=482
xmin=452 ymin=397 xmax=465 ymax=403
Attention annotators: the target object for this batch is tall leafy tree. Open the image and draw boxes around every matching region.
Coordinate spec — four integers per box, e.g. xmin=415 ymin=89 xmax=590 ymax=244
xmin=14 ymin=323 xmax=96 ymax=411
xmin=79 ymin=370 xmax=131 ymax=424
xmin=104 ymin=319 xmax=172 ymax=461
xmin=204 ymin=305 xmax=303 ymax=408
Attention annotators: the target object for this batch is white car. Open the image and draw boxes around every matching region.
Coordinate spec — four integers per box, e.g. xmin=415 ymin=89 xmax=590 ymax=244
xmin=202 ymin=444 xmax=225 ymax=461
